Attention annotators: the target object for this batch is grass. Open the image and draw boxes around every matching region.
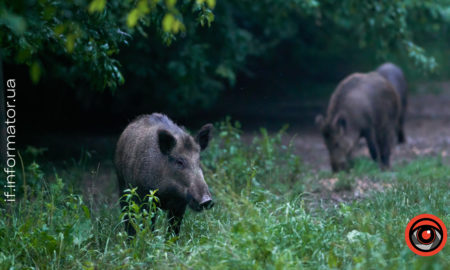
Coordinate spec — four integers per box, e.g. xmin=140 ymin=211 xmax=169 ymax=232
xmin=0 ymin=119 xmax=449 ymax=269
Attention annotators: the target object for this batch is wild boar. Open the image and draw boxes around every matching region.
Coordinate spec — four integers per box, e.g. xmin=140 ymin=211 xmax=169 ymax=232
xmin=376 ymin=62 xmax=408 ymax=143
xmin=315 ymin=72 xmax=401 ymax=172
xmin=115 ymin=113 xmax=214 ymax=235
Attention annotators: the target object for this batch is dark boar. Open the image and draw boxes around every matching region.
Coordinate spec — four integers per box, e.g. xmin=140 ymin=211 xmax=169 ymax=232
xmin=315 ymin=72 xmax=401 ymax=172
xmin=115 ymin=113 xmax=214 ymax=235
xmin=376 ymin=62 xmax=408 ymax=143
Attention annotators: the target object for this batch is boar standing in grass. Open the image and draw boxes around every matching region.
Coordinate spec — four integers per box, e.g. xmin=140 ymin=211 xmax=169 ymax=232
xmin=376 ymin=62 xmax=408 ymax=143
xmin=115 ymin=113 xmax=214 ymax=235
xmin=316 ymin=72 xmax=401 ymax=172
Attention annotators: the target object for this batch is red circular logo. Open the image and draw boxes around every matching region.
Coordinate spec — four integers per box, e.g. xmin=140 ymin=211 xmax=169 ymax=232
xmin=405 ymin=214 xmax=447 ymax=256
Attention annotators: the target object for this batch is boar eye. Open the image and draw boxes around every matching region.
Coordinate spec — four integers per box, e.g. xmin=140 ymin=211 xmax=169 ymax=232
xmin=172 ymin=157 xmax=186 ymax=169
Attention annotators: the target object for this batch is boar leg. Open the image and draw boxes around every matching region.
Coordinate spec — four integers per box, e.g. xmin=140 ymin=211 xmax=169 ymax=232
xmin=168 ymin=207 xmax=186 ymax=235
xmin=376 ymin=130 xmax=392 ymax=169
xmin=398 ymin=129 xmax=406 ymax=144
xmin=364 ymin=129 xmax=379 ymax=162
xmin=397 ymin=116 xmax=406 ymax=143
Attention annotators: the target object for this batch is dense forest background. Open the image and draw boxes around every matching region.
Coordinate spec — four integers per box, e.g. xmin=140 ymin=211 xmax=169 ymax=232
xmin=1 ymin=0 xmax=449 ymax=136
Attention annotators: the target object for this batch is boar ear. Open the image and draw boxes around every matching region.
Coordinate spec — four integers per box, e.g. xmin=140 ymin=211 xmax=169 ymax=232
xmin=157 ymin=129 xmax=176 ymax=155
xmin=315 ymin=114 xmax=324 ymax=128
xmin=196 ymin=124 xmax=213 ymax=151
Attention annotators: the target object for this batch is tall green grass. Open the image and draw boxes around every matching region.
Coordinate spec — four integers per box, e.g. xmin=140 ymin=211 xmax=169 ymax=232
xmin=0 ymin=120 xmax=449 ymax=269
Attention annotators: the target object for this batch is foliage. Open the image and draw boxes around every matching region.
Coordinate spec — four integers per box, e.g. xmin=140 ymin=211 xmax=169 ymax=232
xmin=118 ymin=0 xmax=450 ymax=115
xmin=0 ymin=0 xmax=215 ymax=89
xmin=120 ymin=187 xmax=160 ymax=236
xmin=202 ymin=118 xmax=303 ymax=196
xmin=0 ymin=122 xmax=449 ymax=268
xmin=2 ymin=1 xmax=450 ymax=116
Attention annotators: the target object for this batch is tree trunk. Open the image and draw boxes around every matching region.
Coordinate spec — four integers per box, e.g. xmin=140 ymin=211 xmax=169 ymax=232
xmin=0 ymin=56 xmax=6 ymax=167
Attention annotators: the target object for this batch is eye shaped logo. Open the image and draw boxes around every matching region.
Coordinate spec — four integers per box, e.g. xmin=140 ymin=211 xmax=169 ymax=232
xmin=405 ymin=214 xmax=447 ymax=256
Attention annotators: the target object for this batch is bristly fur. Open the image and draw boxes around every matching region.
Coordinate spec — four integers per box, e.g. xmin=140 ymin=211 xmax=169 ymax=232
xmin=318 ymin=71 xmax=401 ymax=171
xmin=115 ymin=112 xmax=213 ymax=235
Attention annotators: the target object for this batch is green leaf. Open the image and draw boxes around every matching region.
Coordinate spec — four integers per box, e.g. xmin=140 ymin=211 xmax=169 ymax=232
xmin=66 ymin=34 xmax=76 ymax=53
xmin=200 ymin=9 xmax=214 ymax=27
xmin=166 ymin=0 xmax=176 ymax=8
xmin=1 ymin=11 xmax=27 ymax=35
xmin=172 ymin=20 xmax=182 ymax=33
xmin=137 ymin=0 xmax=150 ymax=14
xmin=206 ymin=0 xmax=216 ymax=9
xmin=81 ymin=205 xmax=91 ymax=219
xmin=216 ymin=64 xmax=236 ymax=85
xmin=127 ymin=9 xmax=140 ymax=28
xmin=88 ymin=0 xmax=106 ymax=13
xmin=82 ymin=261 xmax=95 ymax=270
xmin=196 ymin=0 xmax=205 ymax=6
xmin=54 ymin=24 xmax=65 ymax=35
xmin=327 ymin=250 xmax=340 ymax=268
xmin=162 ymin=13 xmax=175 ymax=32
xmin=30 ymin=62 xmax=41 ymax=84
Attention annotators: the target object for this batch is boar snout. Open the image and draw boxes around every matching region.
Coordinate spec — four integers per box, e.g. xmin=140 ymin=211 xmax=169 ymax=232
xmin=187 ymin=168 xmax=214 ymax=211
xmin=199 ymin=194 xmax=214 ymax=209
xmin=188 ymin=193 xmax=214 ymax=211
xmin=187 ymin=186 xmax=214 ymax=212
